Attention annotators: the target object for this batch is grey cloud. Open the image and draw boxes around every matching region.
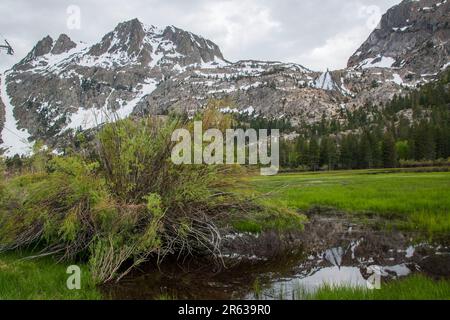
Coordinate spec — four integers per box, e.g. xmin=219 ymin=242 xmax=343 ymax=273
xmin=0 ymin=0 xmax=400 ymax=72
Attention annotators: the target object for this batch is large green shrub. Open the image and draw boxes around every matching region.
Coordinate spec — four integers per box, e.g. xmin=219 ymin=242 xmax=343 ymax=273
xmin=0 ymin=113 xmax=302 ymax=283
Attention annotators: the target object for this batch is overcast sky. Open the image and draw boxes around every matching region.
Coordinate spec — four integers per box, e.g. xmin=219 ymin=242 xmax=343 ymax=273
xmin=0 ymin=0 xmax=401 ymax=72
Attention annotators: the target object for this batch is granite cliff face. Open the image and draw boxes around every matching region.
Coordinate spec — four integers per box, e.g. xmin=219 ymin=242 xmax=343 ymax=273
xmin=1 ymin=0 xmax=449 ymax=156
xmin=348 ymin=0 xmax=449 ymax=75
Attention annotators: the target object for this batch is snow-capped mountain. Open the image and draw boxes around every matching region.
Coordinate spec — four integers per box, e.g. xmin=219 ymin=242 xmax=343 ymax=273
xmin=1 ymin=0 xmax=449 ymax=156
xmin=16 ymin=19 xmax=227 ymax=72
xmin=1 ymin=18 xmax=335 ymax=155
xmin=0 ymin=19 xmax=229 ymax=155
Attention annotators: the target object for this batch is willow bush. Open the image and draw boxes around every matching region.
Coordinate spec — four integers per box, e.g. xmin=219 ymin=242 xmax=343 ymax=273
xmin=0 ymin=109 xmax=301 ymax=283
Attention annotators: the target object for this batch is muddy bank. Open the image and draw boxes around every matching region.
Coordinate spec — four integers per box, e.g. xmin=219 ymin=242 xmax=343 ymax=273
xmin=102 ymin=210 xmax=450 ymax=300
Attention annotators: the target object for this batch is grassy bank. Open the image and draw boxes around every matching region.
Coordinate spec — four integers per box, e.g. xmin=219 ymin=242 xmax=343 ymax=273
xmin=308 ymin=275 xmax=450 ymax=300
xmin=251 ymin=170 xmax=450 ymax=234
xmin=0 ymin=252 xmax=101 ymax=300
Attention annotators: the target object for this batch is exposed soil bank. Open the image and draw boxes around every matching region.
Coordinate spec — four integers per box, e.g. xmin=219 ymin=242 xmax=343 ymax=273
xmin=103 ymin=210 xmax=450 ymax=299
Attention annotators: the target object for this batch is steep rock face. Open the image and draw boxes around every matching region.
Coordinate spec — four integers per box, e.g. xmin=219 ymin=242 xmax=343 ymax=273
xmin=348 ymin=0 xmax=449 ymax=76
xmin=86 ymin=18 xmax=151 ymax=66
xmin=16 ymin=35 xmax=54 ymax=69
xmin=162 ymin=26 xmax=225 ymax=66
xmin=51 ymin=34 xmax=77 ymax=55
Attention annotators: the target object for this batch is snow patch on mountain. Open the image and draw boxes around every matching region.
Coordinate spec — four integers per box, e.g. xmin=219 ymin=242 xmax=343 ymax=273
xmin=220 ymin=106 xmax=256 ymax=116
xmin=65 ymin=106 xmax=109 ymax=131
xmin=359 ymin=56 xmax=396 ymax=69
xmin=199 ymin=56 xmax=230 ymax=69
xmin=391 ymin=73 xmax=403 ymax=85
xmin=23 ymin=42 xmax=89 ymax=75
xmin=0 ymin=73 xmax=34 ymax=156
xmin=339 ymin=77 xmax=354 ymax=97
xmin=65 ymin=78 xmax=158 ymax=131
xmin=314 ymin=70 xmax=335 ymax=91
xmin=117 ymin=79 xmax=158 ymax=118
xmin=373 ymin=57 xmax=396 ymax=68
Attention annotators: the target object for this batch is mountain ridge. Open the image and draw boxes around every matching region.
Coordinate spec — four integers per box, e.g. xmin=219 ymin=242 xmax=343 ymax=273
xmin=1 ymin=0 xmax=449 ymax=156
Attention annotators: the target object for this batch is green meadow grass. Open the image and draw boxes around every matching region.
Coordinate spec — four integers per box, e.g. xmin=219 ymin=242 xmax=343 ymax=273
xmin=250 ymin=170 xmax=450 ymax=234
xmin=307 ymin=275 xmax=450 ymax=300
xmin=1 ymin=169 xmax=449 ymax=300
xmin=0 ymin=252 xmax=101 ymax=300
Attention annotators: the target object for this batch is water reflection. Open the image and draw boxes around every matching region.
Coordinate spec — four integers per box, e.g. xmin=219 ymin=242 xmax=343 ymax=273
xmin=103 ymin=240 xmax=447 ymax=300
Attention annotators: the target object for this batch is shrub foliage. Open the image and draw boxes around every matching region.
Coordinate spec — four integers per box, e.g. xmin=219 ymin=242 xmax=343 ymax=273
xmin=0 ymin=111 xmax=295 ymax=283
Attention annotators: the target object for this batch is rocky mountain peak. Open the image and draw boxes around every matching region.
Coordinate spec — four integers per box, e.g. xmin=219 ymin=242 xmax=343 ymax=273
xmin=118 ymin=20 xmax=149 ymax=59
xmin=51 ymin=34 xmax=77 ymax=55
xmin=116 ymin=18 xmax=145 ymax=36
xmin=88 ymin=18 xmax=146 ymax=58
xmin=21 ymin=35 xmax=54 ymax=63
xmin=348 ymin=0 xmax=449 ymax=75
xmin=15 ymin=34 xmax=82 ymax=71
xmin=81 ymin=19 xmax=226 ymax=69
xmin=162 ymin=25 xmax=225 ymax=64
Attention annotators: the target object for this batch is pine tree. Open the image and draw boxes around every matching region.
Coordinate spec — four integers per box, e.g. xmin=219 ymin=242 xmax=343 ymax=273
xmin=358 ymin=132 xmax=372 ymax=169
xmin=382 ymin=132 xmax=397 ymax=168
xmin=395 ymin=140 xmax=410 ymax=161
xmin=319 ymin=137 xmax=330 ymax=168
xmin=295 ymin=137 xmax=309 ymax=167
xmin=327 ymin=138 xmax=338 ymax=170
xmin=340 ymin=134 xmax=356 ymax=169
xmin=308 ymin=137 xmax=320 ymax=171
